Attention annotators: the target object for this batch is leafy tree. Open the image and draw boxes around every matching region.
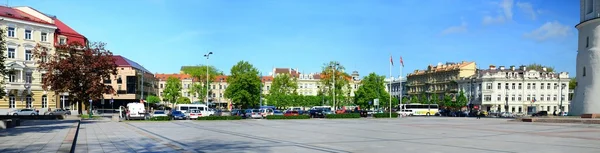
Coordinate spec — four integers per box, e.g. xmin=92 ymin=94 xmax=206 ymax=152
xmin=569 ymin=78 xmax=576 ymax=90
xmin=401 ymin=97 xmax=409 ymax=105
xmin=0 ymin=28 xmax=7 ymax=97
xmin=177 ymin=97 xmax=191 ymax=104
xmin=410 ymin=95 xmax=419 ymax=104
xmin=146 ymin=95 xmax=161 ymax=104
xmin=431 ymin=93 xmax=439 ymax=106
xmin=163 ymin=76 xmax=182 ymax=107
xmin=319 ymin=61 xmax=350 ymax=108
xmin=181 ymin=65 xmax=221 ymax=102
xmin=224 ymin=61 xmax=262 ymax=109
xmin=443 ymin=94 xmax=453 ymax=109
xmin=267 ymin=73 xmax=298 ymax=107
xmin=353 ymin=73 xmax=390 ymax=109
xmin=33 ymin=42 xmax=117 ymax=114
xmin=456 ymin=90 xmax=468 ymax=109
xmin=526 ymin=63 xmax=554 ymax=72
xmin=419 ymin=94 xmax=429 ymax=104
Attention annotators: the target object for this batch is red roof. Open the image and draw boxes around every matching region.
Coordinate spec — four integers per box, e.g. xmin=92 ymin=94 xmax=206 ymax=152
xmin=0 ymin=6 xmax=52 ymax=25
xmin=53 ymin=18 xmax=86 ymax=46
xmin=112 ymin=55 xmax=151 ymax=73
xmin=155 ymin=74 xmax=193 ymax=81
xmin=261 ymin=76 xmax=273 ymax=83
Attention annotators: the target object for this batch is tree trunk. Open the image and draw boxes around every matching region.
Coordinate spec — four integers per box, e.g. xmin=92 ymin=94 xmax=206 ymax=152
xmin=77 ymin=100 xmax=83 ymax=115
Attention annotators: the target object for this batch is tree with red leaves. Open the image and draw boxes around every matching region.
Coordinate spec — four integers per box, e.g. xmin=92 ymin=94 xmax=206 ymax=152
xmin=33 ymin=42 xmax=117 ymax=114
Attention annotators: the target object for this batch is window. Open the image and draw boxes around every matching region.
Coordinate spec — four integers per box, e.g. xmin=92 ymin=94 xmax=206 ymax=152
xmin=546 ymin=95 xmax=550 ymax=101
xmin=484 ymin=95 xmax=491 ymax=101
xmin=212 ymin=85 xmax=215 ymax=89
xmin=220 ymin=93 xmax=223 ymax=98
xmin=59 ymin=38 xmax=66 ymax=45
xmin=546 ymin=84 xmax=551 ymax=90
xmin=103 ymin=78 xmax=111 ymax=84
xmin=553 ymin=95 xmax=557 ymax=101
xmin=518 ymin=95 xmax=522 ymax=101
xmin=219 ymin=85 xmax=222 ymax=89
xmin=25 ymin=72 xmax=32 ymax=83
xmin=541 ymin=83 xmax=545 ymax=89
xmin=512 ymin=83 xmax=515 ymax=89
xmin=527 ymin=83 xmax=531 ymax=89
xmin=7 ymin=48 xmax=15 ymax=58
xmin=540 ymin=94 xmax=545 ymax=101
xmin=587 ymin=37 xmax=590 ymax=48
xmin=587 ymin=0 xmax=594 ymax=14
xmin=518 ymin=83 xmax=522 ymax=89
xmin=533 ymin=94 xmax=537 ymax=101
xmin=9 ymin=95 xmax=15 ymax=108
xmin=42 ymin=96 xmax=48 ymax=108
xmin=7 ymin=27 xmax=15 ymax=37
xmin=9 ymin=73 xmax=16 ymax=82
xmin=527 ymin=94 xmax=531 ymax=101
xmin=26 ymin=96 xmax=32 ymax=108
xmin=25 ymin=50 xmax=32 ymax=61
xmin=486 ymin=83 xmax=492 ymax=89
xmin=583 ymin=67 xmax=586 ymax=77
xmin=25 ymin=30 xmax=32 ymax=40
xmin=497 ymin=83 xmax=501 ymax=89
xmin=160 ymin=84 xmax=163 ymax=88
xmin=511 ymin=95 xmax=515 ymax=101
xmin=505 ymin=83 xmax=509 ymax=90
xmin=497 ymin=95 xmax=501 ymax=101
xmin=41 ymin=32 xmax=47 ymax=42
xmin=532 ymin=83 xmax=536 ymax=89
xmin=41 ymin=73 xmax=46 ymax=84
xmin=561 ymin=94 xmax=565 ymax=101
xmin=117 ymin=77 xmax=122 ymax=84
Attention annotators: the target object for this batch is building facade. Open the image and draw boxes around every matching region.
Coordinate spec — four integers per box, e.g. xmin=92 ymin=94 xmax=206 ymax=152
xmin=457 ymin=65 xmax=570 ymax=115
xmin=572 ymin=0 xmax=600 ymax=116
xmin=98 ymin=55 xmax=156 ymax=108
xmin=385 ymin=76 xmax=407 ymax=101
xmin=406 ymin=61 xmax=477 ymax=100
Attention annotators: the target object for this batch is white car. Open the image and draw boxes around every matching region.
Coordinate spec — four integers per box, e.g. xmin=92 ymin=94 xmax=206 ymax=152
xmin=396 ymin=110 xmax=413 ymax=116
xmin=126 ymin=103 xmax=148 ymax=120
xmin=8 ymin=109 xmax=39 ymax=116
xmin=152 ymin=110 xmax=169 ymax=117
xmin=188 ymin=109 xmax=202 ymax=120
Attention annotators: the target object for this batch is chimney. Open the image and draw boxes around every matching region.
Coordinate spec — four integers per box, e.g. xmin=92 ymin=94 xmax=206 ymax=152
xmin=520 ymin=65 xmax=526 ymax=71
xmin=489 ymin=65 xmax=496 ymax=70
xmin=499 ymin=66 xmax=505 ymax=70
xmin=510 ymin=66 xmax=515 ymax=71
xmin=542 ymin=67 xmax=547 ymax=71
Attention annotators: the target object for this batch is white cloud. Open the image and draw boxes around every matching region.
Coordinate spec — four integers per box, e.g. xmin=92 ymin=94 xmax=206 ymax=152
xmin=441 ymin=20 xmax=468 ymax=35
xmin=482 ymin=0 xmax=513 ymax=25
xmin=483 ymin=15 xmax=505 ymax=25
xmin=523 ymin=21 xmax=571 ymax=41
xmin=517 ymin=1 xmax=536 ymax=20
xmin=502 ymin=0 xmax=514 ymax=20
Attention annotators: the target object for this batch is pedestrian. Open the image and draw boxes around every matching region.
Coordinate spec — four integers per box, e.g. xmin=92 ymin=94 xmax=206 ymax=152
xmin=476 ymin=110 xmax=481 ymax=119
xmin=553 ymin=110 xmax=557 ymax=116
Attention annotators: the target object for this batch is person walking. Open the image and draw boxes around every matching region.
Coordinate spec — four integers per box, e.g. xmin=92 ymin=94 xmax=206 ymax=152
xmin=476 ymin=110 xmax=481 ymax=119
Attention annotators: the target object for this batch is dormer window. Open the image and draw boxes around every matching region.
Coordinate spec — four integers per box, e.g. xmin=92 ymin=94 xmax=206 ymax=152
xmin=59 ymin=38 xmax=66 ymax=45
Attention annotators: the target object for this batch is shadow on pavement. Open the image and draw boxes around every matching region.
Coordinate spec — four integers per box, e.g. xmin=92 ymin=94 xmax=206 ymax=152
xmin=0 ymin=120 xmax=77 ymax=137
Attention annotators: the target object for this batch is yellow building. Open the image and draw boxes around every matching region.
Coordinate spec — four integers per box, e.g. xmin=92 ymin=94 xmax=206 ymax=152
xmin=406 ymin=61 xmax=477 ymax=99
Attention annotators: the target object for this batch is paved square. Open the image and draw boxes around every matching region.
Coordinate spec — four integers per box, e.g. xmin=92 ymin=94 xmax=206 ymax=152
xmin=76 ymin=118 xmax=600 ymax=153
xmin=0 ymin=120 xmax=79 ymax=153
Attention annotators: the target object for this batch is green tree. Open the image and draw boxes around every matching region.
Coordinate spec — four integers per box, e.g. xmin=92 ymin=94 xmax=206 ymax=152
xmin=456 ymin=90 xmax=468 ymax=110
xmin=181 ymin=65 xmax=221 ymax=102
xmin=177 ymin=97 xmax=191 ymax=104
xmin=267 ymin=73 xmax=298 ymax=107
xmin=569 ymin=78 xmax=576 ymax=90
xmin=146 ymin=95 xmax=161 ymax=104
xmin=443 ymin=94 xmax=453 ymax=109
xmin=410 ymin=95 xmax=419 ymax=104
xmin=401 ymin=97 xmax=409 ymax=105
xmin=431 ymin=93 xmax=439 ymax=106
xmin=419 ymin=94 xmax=428 ymax=104
xmin=163 ymin=76 xmax=182 ymax=108
xmin=526 ymin=63 xmax=555 ymax=72
xmin=353 ymin=73 xmax=390 ymax=109
xmin=224 ymin=61 xmax=262 ymax=109
xmin=320 ymin=61 xmax=350 ymax=108
xmin=0 ymin=28 xmax=7 ymax=97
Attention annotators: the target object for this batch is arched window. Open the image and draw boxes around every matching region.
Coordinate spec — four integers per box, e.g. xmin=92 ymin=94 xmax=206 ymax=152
xmin=583 ymin=67 xmax=587 ymax=77
xmin=26 ymin=95 xmax=32 ymax=108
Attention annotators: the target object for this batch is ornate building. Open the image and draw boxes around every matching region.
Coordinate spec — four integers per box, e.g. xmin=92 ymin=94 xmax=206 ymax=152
xmin=406 ymin=61 xmax=477 ymax=100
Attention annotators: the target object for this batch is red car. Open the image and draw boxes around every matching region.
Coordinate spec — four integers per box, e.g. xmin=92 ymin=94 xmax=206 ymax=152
xmin=284 ymin=111 xmax=299 ymax=116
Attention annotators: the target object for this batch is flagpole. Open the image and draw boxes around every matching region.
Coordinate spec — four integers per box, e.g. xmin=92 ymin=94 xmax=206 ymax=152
xmin=389 ymin=56 xmax=392 ymax=118
xmin=399 ymin=58 xmax=403 ymax=115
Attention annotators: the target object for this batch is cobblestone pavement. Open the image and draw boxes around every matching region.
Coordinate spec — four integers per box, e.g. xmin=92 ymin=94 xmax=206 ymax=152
xmin=0 ymin=120 xmax=79 ymax=153
xmin=75 ymin=117 xmax=600 ymax=153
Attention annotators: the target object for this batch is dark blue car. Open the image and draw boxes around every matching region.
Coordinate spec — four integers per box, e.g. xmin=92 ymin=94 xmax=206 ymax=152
xmin=171 ymin=111 xmax=187 ymax=120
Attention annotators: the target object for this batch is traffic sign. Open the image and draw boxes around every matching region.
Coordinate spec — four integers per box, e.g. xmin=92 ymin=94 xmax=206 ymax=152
xmin=374 ymin=99 xmax=379 ymax=106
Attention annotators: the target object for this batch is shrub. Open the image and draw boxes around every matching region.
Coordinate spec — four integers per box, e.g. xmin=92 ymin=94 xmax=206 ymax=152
xmin=266 ymin=115 xmax=310 ymax=120
xmin=326 ymin=113 xmax=361 ymax=119
xmin=373 ymin=113 xmax=398 ymax=118
xmin=79 ymin=114 xmax=102 ymax=119
xmin=149 ymin=116 xmax=171 ymax=121
xmin=198 ymin=116 xmax=242 ymax=120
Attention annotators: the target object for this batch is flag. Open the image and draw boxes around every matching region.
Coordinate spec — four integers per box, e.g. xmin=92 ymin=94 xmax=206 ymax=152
xmin=390 ymin=55 xmax=394 ymax=66
xmin=532 ymin=98 xmax=536 ymax=103
xmin=400 ymin=56 xmax=404 ymax=67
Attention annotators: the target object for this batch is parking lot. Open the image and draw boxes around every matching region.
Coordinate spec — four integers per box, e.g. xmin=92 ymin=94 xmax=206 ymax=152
xmin=76 ymin=117 xmax=600 ymax=153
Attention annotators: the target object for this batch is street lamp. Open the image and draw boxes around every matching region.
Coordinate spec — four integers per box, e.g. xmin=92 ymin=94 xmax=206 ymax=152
xmin=330 ymin=63 xmax=339 ymax=111
xmin=204 ymin=51 xmax=213 ymax=103
xmin=557 ymin=82 xmax=566 ymax=115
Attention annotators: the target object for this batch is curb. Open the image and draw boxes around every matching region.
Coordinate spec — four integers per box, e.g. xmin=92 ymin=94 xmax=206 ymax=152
xmin=57 ymin=120 xmax=80 ymax=153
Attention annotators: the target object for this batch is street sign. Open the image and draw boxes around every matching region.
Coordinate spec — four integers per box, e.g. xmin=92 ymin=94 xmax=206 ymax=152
xmin=374 ymin=99 xmax=379 ymax=106
xmin=369 ymin=101 xmax=372 ymax=105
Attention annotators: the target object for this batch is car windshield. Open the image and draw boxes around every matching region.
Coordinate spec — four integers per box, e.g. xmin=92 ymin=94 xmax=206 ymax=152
xmin=252 ymin=109 xmax=260 ymax=112
xmin=172 ymin=111 xmax=183 ymax=115
xmin=154 ymin=111 xmax=165 ymax=114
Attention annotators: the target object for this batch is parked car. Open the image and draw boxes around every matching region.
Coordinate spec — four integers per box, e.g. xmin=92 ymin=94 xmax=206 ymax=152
xmin=273 ymin=110 xmax=284 ymax=115
xmin=8 ymin=109 xmax=38 ymax=116
xmin=188 ymin=109 xmax=202 ymax=120
xmin=532 ymin=111 xmax=548 ymax=117
xmin=309 ymin=108 xmax=326 ymax=118
xmin=284 ymin=111 xmax=299 ymax=117
xmin=152 ymin=110 xmax=169 ymax=117
xmin=499 ymin=112 xmax=515 ymax=118
xmin=170 ymin=111 xmax=187 ymax=120
xmin=287 ymin=107 xmax=305 ymax=115
xmin=245 ymin=109 xmax=262 ymax=119
xmin=214 ymin=110 xmax=232 ymax=116
xmin=231 ymin=109 xmax=245 ymax=118
xmin=260 ymin=108 xmax=274 ymax=118
xmin=396 ymin=110 xmax=413 ymax=116
xmin=45 ymin=109 xmax=71 ymax=115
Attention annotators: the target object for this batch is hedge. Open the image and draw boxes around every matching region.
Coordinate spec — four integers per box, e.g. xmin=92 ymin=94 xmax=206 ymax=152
xmin=373 ymin=113 xmax=398 ymax=118
xmin=326 ymin=113 xmax=361 ymax=119
xmin=198 ymin=116 xmax=242 ymax=120
xmin=266 ymin=115 xmax=310 ymax=120
xmin=149 ymin=116 xmax=171 ymax=121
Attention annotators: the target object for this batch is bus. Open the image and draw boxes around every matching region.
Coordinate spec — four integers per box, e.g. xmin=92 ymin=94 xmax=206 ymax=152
xmin=176 ymin=104 xmax=211 ymax=115
xmin=400 ymin=104 xmax=439 ymax=116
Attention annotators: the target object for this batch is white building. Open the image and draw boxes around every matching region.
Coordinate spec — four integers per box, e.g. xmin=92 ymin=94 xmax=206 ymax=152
xmin=384 ymin=76 xmax=407 ymax=100
xmin=572 ymin=0 xmax=600 ymax=116
xmin=457 ymin=65 xmax=570 ymax=115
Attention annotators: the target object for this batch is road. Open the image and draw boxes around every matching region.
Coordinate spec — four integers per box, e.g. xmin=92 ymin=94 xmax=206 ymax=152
xmin=74 ymin=117 xmax=600 ymax=153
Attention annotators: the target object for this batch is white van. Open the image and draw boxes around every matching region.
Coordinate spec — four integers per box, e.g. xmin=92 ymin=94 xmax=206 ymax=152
xmin=126 ymin=103 xmax=147 ymax=120
xmin=176 ymin=104 xmax=213 ymax=117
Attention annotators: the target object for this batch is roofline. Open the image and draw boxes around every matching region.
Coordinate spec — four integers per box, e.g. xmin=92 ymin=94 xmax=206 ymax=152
xmin=0 ymin=16 xmax=56 ymax=28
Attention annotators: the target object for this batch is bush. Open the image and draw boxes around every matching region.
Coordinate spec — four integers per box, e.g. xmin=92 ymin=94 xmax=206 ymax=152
xmin=149 ymin=116 xmax=171 ymax=121
xmin=266 ymin=115 xmax=310 ymax=120
xmin=326 ymin=113 xmax=361 ymax=119
xmin=373 ymin=113 xmax=399 ymax=118
xmin=79 ymin=114 xmax=102 ymax=119
xmin=198 ymin=116 xmax=242 ymax=120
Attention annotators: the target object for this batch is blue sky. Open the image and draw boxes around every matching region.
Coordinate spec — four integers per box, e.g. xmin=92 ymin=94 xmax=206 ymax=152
xmin=13 ymin=0 xmax=578 ymax=77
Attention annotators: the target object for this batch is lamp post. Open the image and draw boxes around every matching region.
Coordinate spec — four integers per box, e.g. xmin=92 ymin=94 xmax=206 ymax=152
xmin=260 ymin=72 xmax=263 ymax=107
xmin=204 ymin=51 xmax=213 ymax=103
xmin=505 ymin=83 xmax=509 ymax=114
xmin=330 ymin=63 xmax=339 ymax=111
xmin=557 ymin=80 xmax=566 ymax=115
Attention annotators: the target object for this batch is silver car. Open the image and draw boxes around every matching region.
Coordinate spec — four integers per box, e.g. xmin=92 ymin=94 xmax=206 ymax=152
xmin=44 ymin=109 xmax=71 ymax=115
xmin=9 ymin=109 xmax=39 ymax=116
